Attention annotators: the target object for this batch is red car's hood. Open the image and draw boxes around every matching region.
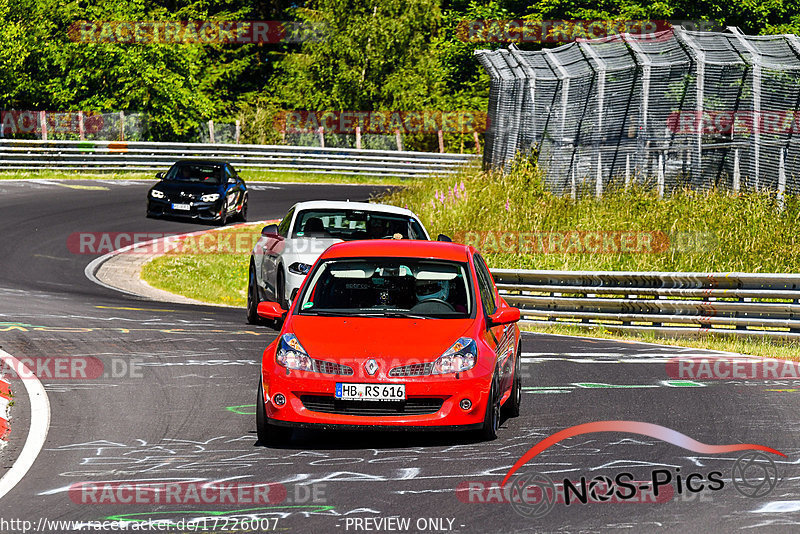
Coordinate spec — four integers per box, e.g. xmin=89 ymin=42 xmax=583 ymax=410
xmin=290 ymin=316 xmax=473 ymax=364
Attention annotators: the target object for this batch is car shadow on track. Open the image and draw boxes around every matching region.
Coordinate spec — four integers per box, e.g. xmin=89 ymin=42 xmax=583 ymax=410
xmin=249 ymin=419 xmax=514 ymax=450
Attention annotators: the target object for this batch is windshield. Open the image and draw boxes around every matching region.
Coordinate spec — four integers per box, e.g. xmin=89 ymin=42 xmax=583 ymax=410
xmin=292 ymin=209 xmax=426 ymax=240
xmin=165 ymin=163 xmax=223 ymax=184
xmin=297 ymin=258 xmax=473 ymax=319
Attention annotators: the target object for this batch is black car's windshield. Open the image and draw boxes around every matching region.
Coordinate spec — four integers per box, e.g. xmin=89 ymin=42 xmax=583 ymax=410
xmin=292 ymin=209 xmax=426 ymax=240
xmin=165 ymin=163 xmax=223 ymax=184
xmin=298 ymin=258 xmax=472 ymax=319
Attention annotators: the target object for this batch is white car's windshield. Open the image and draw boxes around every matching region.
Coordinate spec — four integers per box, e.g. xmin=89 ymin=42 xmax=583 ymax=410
xmin=298 ymin=258 xmax=472 ymax=319
xmin=292 ymin=209 xmax=426 ymax=240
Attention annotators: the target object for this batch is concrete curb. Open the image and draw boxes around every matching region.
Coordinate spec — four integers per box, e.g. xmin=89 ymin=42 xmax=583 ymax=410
xmin=85 ymin=220 xmax=277 ymax=308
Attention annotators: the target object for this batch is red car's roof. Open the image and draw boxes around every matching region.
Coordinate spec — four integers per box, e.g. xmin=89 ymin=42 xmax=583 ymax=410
xmin=321 ymin=240 xmax=471 ymax=262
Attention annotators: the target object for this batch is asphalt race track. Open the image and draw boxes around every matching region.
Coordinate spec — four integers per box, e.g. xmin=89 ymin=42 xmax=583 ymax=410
xmin=0 ymin=179 xmax=798 ymax=533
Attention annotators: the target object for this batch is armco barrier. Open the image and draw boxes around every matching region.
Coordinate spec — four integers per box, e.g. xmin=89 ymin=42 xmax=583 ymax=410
xmin=0 ymin=139 xmax=479 ymax=179
xmin=491 ymin=269 xmax=800 ymax=340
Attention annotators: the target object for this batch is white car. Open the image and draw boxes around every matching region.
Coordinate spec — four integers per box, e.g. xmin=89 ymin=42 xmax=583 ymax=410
xmin=247 ymin=200 xmax=431 ymax=323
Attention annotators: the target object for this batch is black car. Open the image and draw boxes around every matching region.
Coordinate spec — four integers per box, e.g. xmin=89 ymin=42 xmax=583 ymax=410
xmin=146 ymin=160 xmax=248 ymax=225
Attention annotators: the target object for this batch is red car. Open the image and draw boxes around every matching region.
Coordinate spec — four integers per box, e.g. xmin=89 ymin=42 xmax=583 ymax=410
xmin=255 ymin=240 xmax=522 ymax=444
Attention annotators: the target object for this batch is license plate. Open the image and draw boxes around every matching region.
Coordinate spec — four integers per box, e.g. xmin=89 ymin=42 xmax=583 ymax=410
xmin=171 ymin=203 xmax=191 ymax=211
xmin=335 ymin=383 xmax=406 ymax=401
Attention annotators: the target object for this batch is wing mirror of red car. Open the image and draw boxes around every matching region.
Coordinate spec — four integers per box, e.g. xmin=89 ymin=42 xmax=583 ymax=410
xmin=261 ymin=224 xmax=279 ymax=237
xmin=488 ymin=306 xmax=521 ymax=327
xmin=257 ymin=301 xmax=286 ymax=320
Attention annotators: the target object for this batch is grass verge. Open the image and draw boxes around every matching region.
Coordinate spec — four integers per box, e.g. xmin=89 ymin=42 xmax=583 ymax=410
xmin=140 ymin=224 xmax=263 ymax=307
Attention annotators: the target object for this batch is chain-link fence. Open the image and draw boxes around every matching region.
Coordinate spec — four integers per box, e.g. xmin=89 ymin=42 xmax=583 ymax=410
xmin=477 ymin=26 xmax=800 ymax=197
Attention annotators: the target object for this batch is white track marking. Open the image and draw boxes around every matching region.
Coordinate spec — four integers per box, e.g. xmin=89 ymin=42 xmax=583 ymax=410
xmin=0 ymin=349 xmax=51 ymax=502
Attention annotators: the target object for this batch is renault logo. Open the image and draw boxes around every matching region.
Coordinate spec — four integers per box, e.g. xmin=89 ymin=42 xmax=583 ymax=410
xmin=364 ymin=359 xmax=379 ymax=376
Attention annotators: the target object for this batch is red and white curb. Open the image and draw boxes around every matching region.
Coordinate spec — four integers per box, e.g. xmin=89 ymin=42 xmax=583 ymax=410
xmin=0 ymin=349 xmax=50 ymax=502
xmin=84 ymin=220 xmax=277 ymax=304
xmin=0 ymin=374 xmax=10 ymax=442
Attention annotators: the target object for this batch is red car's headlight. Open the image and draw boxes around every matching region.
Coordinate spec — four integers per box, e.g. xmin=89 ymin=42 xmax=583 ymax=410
xmin=276 ymin=333 xmax=314 ymax=372
xmin=431 ymin=338 xmax=477 ymax=375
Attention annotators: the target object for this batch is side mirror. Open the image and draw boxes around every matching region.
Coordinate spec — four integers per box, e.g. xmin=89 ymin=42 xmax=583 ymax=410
xmin=437 ymin=234 xmax=452 ymax=242
xmin=261 ymin=224 xmax=279 ymax=236
xmin=156 ymin=172 xmax=165 ymax=180
xmin=257 ymin=301 xmax=286 ymax=320
xmin=488 ymin=306 xmax=521 ymax=327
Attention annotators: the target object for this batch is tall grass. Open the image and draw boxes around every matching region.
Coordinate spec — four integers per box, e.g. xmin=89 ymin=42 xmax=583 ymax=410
xmin=386 ymin=160 xmax=800 ymax=272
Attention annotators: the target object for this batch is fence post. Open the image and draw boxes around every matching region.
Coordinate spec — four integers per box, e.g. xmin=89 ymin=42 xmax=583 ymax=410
xmin=625 ymin=154 xmax=631 ymax=189
xmin=395 ymin=129 xmax=403 ymax=151
xmin=579 ymin=42 xmax=607 ymax=192
xmin=595 ymin=153 xmax=603 ymax=198
xmin=733 ymin=149 xmax=741 ymax=192
xmin=119 ymin=111 xmax=125 ymax=141
xmin=473 ymin=131 xmax=481 ymax=154
xmin=658 ymin=153 xmax=665 ymax=198
xmin=318 ymin=126 xmax=325 ymax=147
xmin=78 ymin=111 xmax=85 ymax=140
xmin=234 ymin=119 xmax=241 ymax=144
xmin=623 ymin=35 xmax=652 ymax=180
xmin=571 ymin=165 xmax=577 ymax=200
xmin=438 ymin=130 xmax=444 ymax=153
xmin=778 ymin=147 xmax=786 ymax=210
xmin=40 ymin=111 xmax=47 ymax=141
xmin=674 ymin=28 xmax=705 ymax=183
xmin=729 ymin=27 xmax=762 ymax=190
xmin=355 ymin=126 xmax=362 ymax=149
xmin=207 ymin=119 xmax=214 ymax=144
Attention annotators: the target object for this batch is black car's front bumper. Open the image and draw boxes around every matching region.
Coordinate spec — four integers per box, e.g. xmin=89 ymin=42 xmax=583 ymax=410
xmin=147 ymin=198 xmax=223 ymax=221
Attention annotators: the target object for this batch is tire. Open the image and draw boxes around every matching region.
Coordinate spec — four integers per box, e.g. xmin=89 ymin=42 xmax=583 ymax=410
xmin=276 ymin=268 xmax=289 ymax=310
xmin=479 ymin=374 xmax=501 ymax=441
xmin=503 ymin=342 xmax=522 ymax=418
xmin=216 ymin=205 xmax=228 ymax=226
xmin=256 ymin=382 xmax=291 ymax=446
xmin=239 ymin=196 xmax=248 ymax=222
xmin=246 ymin=261 xmax=263 ymax=325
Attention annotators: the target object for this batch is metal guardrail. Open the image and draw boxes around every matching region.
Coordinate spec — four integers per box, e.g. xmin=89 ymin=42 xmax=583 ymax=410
xmin=0 ymin=139 xmax=479 ymax=178
xmin=491 ymin=269 xmax=800 ymax=340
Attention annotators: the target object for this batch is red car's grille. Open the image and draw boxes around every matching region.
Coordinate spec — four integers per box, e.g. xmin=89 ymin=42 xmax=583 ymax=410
xmin=388 ymin=363 xmax=433 ymax=377
xmin=312 ymin=360 xmax=354 ymax=375
xmin=299 ymin=395 xmax=443 ymax=416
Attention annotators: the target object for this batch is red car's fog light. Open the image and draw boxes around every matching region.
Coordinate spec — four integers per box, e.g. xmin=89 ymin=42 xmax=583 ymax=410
xmin=273 ymin=393 xmax=287 ymax=406
xmin=459 ymin=398 xmax=472 ymax=410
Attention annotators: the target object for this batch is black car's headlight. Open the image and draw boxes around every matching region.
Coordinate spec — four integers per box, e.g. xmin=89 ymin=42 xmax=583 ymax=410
xmin=431 ymin=338 xmax=477 ymax=375
xmin=276 ymin=333 xmax=314 ymax=372
xmin=200 ymin=193 xmax=220 ymax=202
xmin=288 ymin=262 xmax=312 ymax=275
xmin=150 ymin=189 xmax=165 ymax=199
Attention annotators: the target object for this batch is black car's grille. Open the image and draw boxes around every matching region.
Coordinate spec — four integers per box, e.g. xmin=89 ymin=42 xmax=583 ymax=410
xmin=299 ymin=395 xmax=443 ymax=416
xmin=312 ymin=360 xmax=354 ymax=376
xmin=388 ymin=363 xmax=433 ymax=377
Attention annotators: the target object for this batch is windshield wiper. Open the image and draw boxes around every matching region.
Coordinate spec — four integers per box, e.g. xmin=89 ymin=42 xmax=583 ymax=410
xmin=354 ymin=311 xmax=430 ymax=319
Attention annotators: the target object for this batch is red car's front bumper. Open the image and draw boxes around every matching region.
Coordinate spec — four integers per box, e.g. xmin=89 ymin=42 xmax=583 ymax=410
xmin=261 ymin=363 xmax=493 ymax=430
